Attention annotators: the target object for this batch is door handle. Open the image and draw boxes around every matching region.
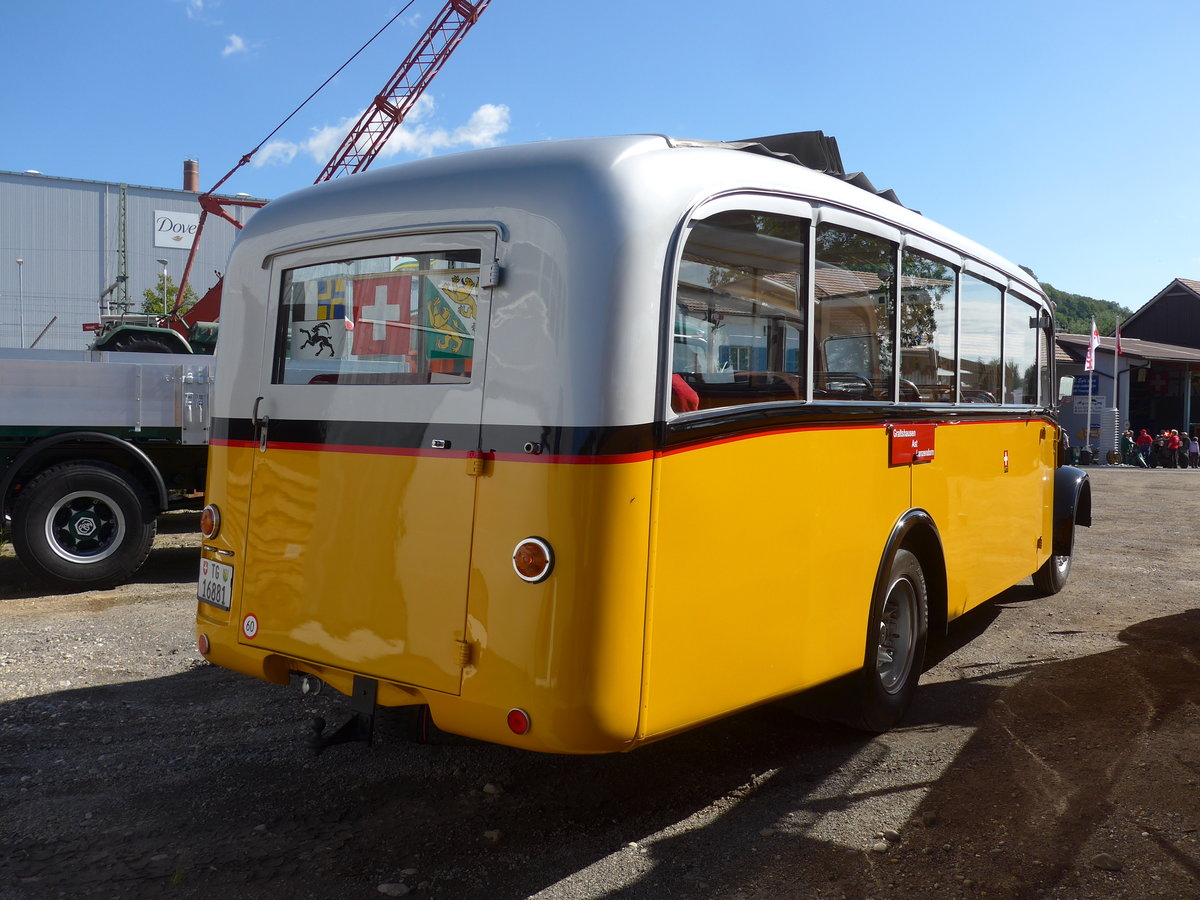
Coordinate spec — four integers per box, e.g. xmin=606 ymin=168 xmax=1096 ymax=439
xmin=252 ymin=396 xmax=270 ymax=452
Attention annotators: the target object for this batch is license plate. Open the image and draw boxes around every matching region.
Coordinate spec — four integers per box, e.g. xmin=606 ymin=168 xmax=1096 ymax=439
xmin=198 ymin=558 xmax=234 ymax=610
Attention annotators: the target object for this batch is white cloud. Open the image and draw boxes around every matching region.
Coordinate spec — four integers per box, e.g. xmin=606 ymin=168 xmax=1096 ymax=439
xmin=358 ymin=96 xmax=511 ymax=160
xmin=251 ymin=141 xmax=299 ymax=168
xmin=222 ymin=34 xmax=249 ymax=57
xmin=251 ymin=97 xmax=511 ymax=170
xmin=381 ymin=101 xmax=511 ymax=159
xmin=177 ymin=0 xmax=220 ymax=24
xmin=300 ymin=118 xmax=354 ymax=165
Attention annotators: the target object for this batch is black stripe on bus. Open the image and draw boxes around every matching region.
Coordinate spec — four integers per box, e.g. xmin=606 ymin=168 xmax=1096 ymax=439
xmin=661 ymin=403 xmax=1056 ymax=451
xmin=212 ymin=404 xmax=1054 ymax=459
xmin=210 ymin=417 xmax=658 ymax=458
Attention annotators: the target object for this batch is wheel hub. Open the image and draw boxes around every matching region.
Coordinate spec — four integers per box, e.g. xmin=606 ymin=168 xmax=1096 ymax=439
xmin=70 ymin=513 xmax=99 ymax=538
xmin=877 ymin=578 xmax=916 ymax=693
xmin=46 ymin=492 xmax=126 ymax=563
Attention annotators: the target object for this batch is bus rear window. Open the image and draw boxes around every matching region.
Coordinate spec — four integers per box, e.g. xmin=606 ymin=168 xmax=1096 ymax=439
xmin=272 ymin=250 xmax=481 ymax=386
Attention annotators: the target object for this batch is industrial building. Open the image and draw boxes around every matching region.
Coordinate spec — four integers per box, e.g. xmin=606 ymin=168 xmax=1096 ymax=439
xmin=0 ymin=162 xmax=263 ymax=350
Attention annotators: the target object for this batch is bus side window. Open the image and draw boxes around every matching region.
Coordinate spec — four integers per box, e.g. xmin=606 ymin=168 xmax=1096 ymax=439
xmin=1039 ymin=326 xmax=1055 ymax=408
xmin=814 ymin=224 xmax=895 ymax=401
xmin=672 ymin=210 xmax=808 ymax=412
xmin=900 ymin=248 xmax=957 ymax=403
xmin=1004 ymin=291 xmax=1039 ymax=405
xmin=960 ymin=274 xmax=1003 ymax=403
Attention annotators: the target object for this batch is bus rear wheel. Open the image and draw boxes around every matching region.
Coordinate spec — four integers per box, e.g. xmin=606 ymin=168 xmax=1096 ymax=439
xmin=851 ymin=548 xmax=928 ymax=732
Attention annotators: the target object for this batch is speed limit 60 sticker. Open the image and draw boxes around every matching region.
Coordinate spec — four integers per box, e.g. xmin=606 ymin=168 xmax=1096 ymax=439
xmin=242 ymin=614 xmax=259 ymax=640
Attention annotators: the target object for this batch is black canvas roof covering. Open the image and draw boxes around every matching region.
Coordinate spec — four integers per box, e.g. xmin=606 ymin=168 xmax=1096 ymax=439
xmin=729 ymin=130 xmax=905 ymax=208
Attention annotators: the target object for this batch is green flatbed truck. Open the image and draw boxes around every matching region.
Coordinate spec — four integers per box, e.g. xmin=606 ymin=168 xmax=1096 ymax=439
xmin=1 ymin=347 xmax=212 ymax=590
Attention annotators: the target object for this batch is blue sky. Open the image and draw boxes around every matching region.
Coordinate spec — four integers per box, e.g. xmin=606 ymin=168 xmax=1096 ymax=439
xmin=4 ymin=0 xmax=1199 ymax=311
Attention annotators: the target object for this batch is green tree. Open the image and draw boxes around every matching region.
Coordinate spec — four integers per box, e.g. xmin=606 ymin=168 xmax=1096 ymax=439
xmin=1028 ymin=276 xmax=1133 ymax=336
xmin=142 ymin=274 xmax=199 ymax=316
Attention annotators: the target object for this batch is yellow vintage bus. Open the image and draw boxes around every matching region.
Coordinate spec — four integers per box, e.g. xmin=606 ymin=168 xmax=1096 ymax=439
xmin=196 ymin=132 xmax=1091 ymax=753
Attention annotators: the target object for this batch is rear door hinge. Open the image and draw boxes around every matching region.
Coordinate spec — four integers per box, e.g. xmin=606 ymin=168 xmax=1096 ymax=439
xmin=455 ymin=639 xmax=472 ymax=667
xmin=480 ymin=262 xmax=502 ymax=288
xmin=466 ymin=450 xmax=492 ymax=477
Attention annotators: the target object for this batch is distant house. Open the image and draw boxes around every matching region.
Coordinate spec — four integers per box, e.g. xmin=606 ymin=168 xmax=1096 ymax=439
xmin=1122 ymin=278 xmax=1200 ymax=348
xmin=1056 ymin=278 xmax=1200 ymax=439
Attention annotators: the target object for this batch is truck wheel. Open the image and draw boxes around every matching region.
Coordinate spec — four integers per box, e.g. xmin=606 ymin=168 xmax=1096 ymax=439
xmin=848 ymin=548 xmax=928 ymax=732
xmin=11 ymin=462 xmax=157 ymax=590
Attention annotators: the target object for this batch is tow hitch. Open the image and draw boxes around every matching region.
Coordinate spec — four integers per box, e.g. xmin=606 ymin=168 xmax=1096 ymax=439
xmin=307 ymin=675 xmax=376 ymax=753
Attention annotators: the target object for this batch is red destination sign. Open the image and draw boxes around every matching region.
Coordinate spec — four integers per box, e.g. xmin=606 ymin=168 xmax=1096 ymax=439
xmin=889 ymin=423 xmax=936 ymax=466
xmin=81 ymin=322 xmax=101 ymax=332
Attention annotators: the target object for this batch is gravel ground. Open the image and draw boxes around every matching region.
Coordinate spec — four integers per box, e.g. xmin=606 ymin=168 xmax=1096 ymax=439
xmin=1 ymin=468 xmax=1198 ymax=899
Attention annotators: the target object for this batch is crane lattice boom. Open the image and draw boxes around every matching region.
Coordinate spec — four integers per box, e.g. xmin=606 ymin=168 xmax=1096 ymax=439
xmin=173 ymin=0 xmax=492 ymax=328
xmin=318 ymin=0 xmax=492 ymax=182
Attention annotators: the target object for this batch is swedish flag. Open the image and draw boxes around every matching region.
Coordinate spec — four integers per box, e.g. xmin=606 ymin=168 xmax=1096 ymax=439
xmin=317 ymin=278 xmax=347 ymax=321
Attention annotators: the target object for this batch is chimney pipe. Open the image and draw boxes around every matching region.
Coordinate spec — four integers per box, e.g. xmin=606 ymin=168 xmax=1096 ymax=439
xmin=184 ymin=158 xmax=199 ymax=192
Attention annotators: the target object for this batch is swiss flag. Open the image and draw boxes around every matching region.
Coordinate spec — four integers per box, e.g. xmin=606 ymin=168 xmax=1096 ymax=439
xmin=351 ymin=275 xmax=411 ymax=356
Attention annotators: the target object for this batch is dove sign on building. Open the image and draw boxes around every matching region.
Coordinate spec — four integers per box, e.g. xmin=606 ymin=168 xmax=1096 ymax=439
xmin=154 ymin=210 xmax=200 ymax=249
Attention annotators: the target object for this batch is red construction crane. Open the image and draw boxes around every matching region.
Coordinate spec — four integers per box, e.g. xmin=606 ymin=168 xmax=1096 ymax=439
xmin=171 ymin=0 xmax=492 ymax=333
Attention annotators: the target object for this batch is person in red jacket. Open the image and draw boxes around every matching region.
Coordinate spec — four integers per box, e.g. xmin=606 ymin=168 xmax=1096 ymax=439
xmin=1168 ymin=429 xmax=1183 ymax=468
xmin=1136 ymin=428 xmax=1154 ymax=466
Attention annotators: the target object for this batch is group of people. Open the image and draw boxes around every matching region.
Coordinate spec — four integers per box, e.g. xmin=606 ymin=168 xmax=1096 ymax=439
xmin=1121 ymin=428 xmax=1200 ymax=468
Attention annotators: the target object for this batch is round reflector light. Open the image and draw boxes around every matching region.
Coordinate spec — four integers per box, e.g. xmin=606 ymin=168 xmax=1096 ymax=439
xmin=512 ymin=537 xmax=553 ymax=583
xmin=507 ymin=708 xmax=531 ymax=735
xmin=200 ymin=504 xmax=221 ymax=540
xmin=197 ymin=633 xmax=211 ymax=655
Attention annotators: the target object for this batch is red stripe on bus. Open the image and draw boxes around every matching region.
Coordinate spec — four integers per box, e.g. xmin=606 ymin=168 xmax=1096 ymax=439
xmin=210 ymin=438 xmax=655 ymax=465
xmin=658 ymin=416 xmax=1054 ymax=457
xmin=213 ymin=416 xmax=1051 ymax=462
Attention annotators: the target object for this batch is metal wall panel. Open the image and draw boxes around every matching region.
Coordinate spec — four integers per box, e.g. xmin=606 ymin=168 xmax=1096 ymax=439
xmin=0 ymin=170 xmax=262 ymax=350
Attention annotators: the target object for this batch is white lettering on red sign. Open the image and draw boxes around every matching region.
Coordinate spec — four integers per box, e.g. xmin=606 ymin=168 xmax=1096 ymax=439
xmin=889 ymin=423 xmax=936 ymax=466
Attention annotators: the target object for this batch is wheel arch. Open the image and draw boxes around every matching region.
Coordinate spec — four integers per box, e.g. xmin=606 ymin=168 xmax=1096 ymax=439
xmin=872 ymin=508 xmax=948 ymax=640
xmin=92 ymin=324 xmax=192 ymax=354
xmin=1 ymin=432 xmax=168 ymax=525
xmin=1053 ymin=465 xmax=1091 ymax=557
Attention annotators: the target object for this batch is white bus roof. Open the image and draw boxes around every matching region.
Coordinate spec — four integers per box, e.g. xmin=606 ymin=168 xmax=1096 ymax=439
xmin=236 ymin=133 xmax=1043 ymax=301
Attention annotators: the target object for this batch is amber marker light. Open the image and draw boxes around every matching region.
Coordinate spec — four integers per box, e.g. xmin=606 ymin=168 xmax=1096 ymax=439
xmin=200 ymin=504 xmax=221 ymax=540
xmin=512 ymin=537 xmax=553 ymax=583
xmin=507 ymin=708 xmax=531 ymax=735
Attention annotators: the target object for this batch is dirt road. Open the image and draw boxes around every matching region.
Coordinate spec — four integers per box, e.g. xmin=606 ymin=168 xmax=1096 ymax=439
xmin=1 ymin=468 xmax=1198 ymax=899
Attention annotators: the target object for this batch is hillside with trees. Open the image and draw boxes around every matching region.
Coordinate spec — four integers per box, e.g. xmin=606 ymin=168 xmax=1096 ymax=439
xmin=1020 ymin=266 xmax=1133 ymax=336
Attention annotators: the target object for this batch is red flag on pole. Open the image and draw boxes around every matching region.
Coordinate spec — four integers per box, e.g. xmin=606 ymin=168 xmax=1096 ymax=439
xmin=1116 ymin=321 xmax=1122 ymax=355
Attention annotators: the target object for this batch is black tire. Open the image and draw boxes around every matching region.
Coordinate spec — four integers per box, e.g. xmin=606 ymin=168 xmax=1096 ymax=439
xmin=850 ymin=548 xmax=929 ymax=732
xmin=10 ymin=462 xmax=157 ymax=590
xmin=108 ymin=336 xmax=175 ymax=354
xmin=1032 ymin=516 xmax=1074 ymax=596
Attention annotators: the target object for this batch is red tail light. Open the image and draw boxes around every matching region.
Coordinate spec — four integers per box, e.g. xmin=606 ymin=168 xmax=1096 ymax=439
xmin=507 ymin=708 xmax=531 ymax=735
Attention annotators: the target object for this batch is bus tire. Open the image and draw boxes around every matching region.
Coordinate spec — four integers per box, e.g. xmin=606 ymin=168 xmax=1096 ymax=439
xmin=1032 ymin=519 xmax=1073 ymax=596
xmin=852 ymin=548 xmax=928 ymax=732
xmin=11 ymin=461 xmax=156 ymax=591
